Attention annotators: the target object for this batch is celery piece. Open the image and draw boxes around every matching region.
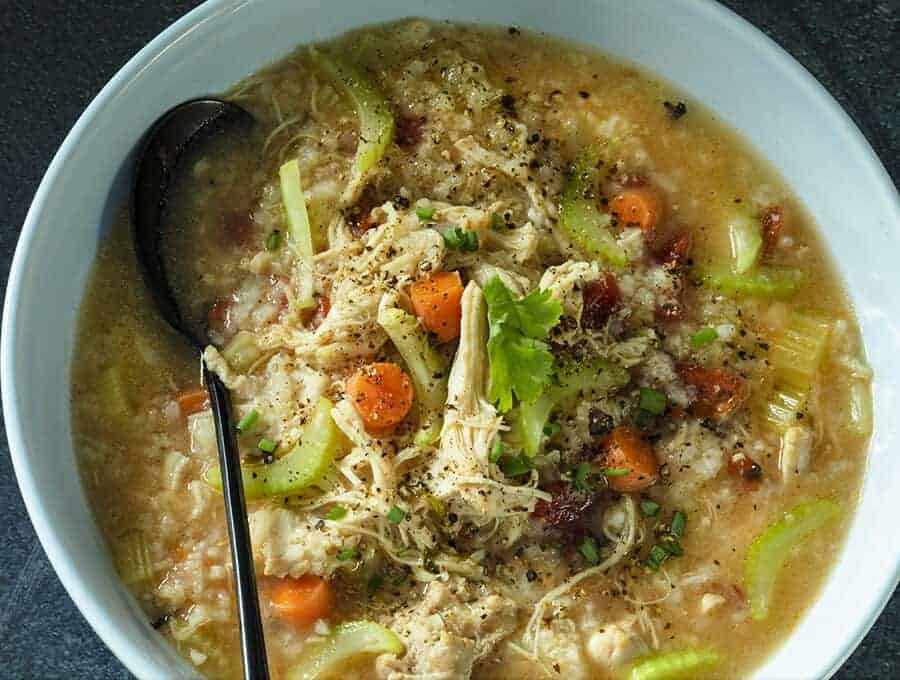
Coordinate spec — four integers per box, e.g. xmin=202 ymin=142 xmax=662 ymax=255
xmin=114 ymin=530 xmax=154 ymax=585
xmin=98 ymin=366 xmax=131 ymax=416
xmin=515 ymin=358 xmax=629 ymax=456
xmin=763 ymin=313 xmax=831 ymax=430
xmin=279 ymin=158 xmax=315 ymax=309
xmin=727 ymin=211 xmax=763 ymax=274
xmin=558 ymin=149 xmax=627 ymax=266
xmin=847 ymin=379 xmax=873 ymax=436
xmin=287 ymin=621 xmax=405 ymax=680
xmin=694 ymin=264 xmax=802 ymax=298
xmin=377 ymin=305 xmax=448 ymax=445
xmin=221 ymin=331 xmax=264 ymax=374
xmin=206 ymin=397 xmax=340 ymax=499
xmin=310 ymin=49 xmax=394 ymax=185
xmin=626 ymin=647 xmax=721 ymax=680
xmin=745 ymin=499 xmax=839 ymax=620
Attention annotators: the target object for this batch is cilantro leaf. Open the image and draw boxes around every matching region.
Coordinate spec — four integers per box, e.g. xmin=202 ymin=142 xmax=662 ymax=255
xmin=484 ymin=276 xmax=562 ymax=411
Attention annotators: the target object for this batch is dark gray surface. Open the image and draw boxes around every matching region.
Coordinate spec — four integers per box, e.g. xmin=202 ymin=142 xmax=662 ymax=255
xmin=0 ymin=0 xmax=896 ymax=677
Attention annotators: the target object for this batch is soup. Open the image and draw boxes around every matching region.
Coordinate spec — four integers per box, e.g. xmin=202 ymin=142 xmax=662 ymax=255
xmin=72 ymin=19 xmax=872 ymax=680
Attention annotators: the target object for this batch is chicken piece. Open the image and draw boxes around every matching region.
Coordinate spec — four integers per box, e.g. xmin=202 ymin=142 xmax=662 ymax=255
xmin=586 ymin=619 xmax=648 ymax=669
xmin=780 ymin=425 xmax=813 ymax=479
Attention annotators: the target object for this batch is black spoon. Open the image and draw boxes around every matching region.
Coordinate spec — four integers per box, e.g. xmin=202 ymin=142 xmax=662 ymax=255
xmin=131 ymin=99 xmax=270 ymax=680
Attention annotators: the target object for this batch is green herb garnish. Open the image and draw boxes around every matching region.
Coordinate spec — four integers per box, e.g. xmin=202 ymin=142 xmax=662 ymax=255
xmin=235 ymin=409 xmax=259 ymax=433
xmin=639 ymin=387 xmax=667 ymax=415
xmin=670 ymin=510 xmax=687 ymax=537
xmin=257 ymin=438 xmax=277 ymax=453
xmin=489 ymin=439 xmax=504 ymax=464
xmin=543 ymin=422 xmax=561 ymax=436
xmin=442 ymin=227 xmax=479 ymax=252
xmin=265 ymin=230 xmax=282 ymax=252
xmin=578 ymin=536 xmax=601 ymax=564
xmin=573 ymin=462 xmax=591 ymax=491
xmin=415 ymin=206 xmax=435 ymax=220
xmin=691 ymin=327 xmax=719 ymax=347
xmin=603 ymin=467 xmax=632 ymax=477
xmin=499 ymin=453 xmax=534 ymax=478
xmin=336 ymin=548 xmax=357 ymax=561
xmin=646 ymin=544 xmax=670 ymax=571
xmin=490 ymin=212 xmax=505 ymax=230
xmin=640 ymin=499 xmax=661 ymax=517
xmin=387 ymin=505 xmax=406 ymax=524
xmin=327 ymin=506 xmax=348 ymax=521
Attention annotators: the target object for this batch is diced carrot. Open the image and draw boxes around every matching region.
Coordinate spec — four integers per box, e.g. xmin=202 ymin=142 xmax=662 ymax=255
xmin=728 ymin=451 xmax=763 ymax=482
xmin=678 ymin=364 xmax=745 ymax=418
xmin=409 ymin=271 xmax=464 ymax=343
xmin=176 ymin=388 xmax=208 ymax=418
xmin=347 ymin=362 xmax=414 ymax=433
xmin=654 ymin=232 xmax=692 ymax=265
xmin=270 ymin=575 xmax=335 ymax=627
xmin=596 ymin=426 xmax=659 ymax=492
xmin=610 ymin=187 xmax=663 ymax=232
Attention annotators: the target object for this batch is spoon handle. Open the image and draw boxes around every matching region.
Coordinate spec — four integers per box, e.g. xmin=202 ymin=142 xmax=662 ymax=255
xmin=204 ymin=362 xmax=270 ymax=680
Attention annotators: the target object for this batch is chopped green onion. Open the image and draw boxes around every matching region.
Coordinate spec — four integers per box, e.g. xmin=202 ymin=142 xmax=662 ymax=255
xmin=691 ymin=327 xmax=719 ymax=347
xmin=327 ymin=506 xmax=348 ymax=521
xmin=387 ymin=505 xmax=406 ymax=524
xmin=257 ymin=438 xmax=277 ymax=453
xmin=236 ymin=409 xmax=259 ymax=433
xmin=366 ymin=574 xmax=383 ymax=594
xmin=265 ymin=230 xmax=282 ymax=252
xmin=490 ymin=212 xmax=505 ymax=230
xmin=660 ymin=539 xmax=683 ymax=557
xmin=421 ymin=493 xmax=445 ymax=519
xmin=578 ymin=536 xmax=601 ymax=564
xmin=336 ymin=548 xmax=357 ymax=561
xmin=639 ymin=387 xmax=667 ymax=415
xmin=645 ymin=544 xmax=670 ymax=571
xmin=670 ymin=510 xmax=687 ymax=537
xmin=442 ymin=227 xmax=479 ymax=252
xmin=543 ymin=422 xmax=561 ymax=436
xmin=500 ymin=454 xmax=534 ymax=477
xmin=415 ymin=206 xmax=435 ymax=220
xmin=489 ymin=439 xmax=504 ymax=464
xmin=573 ymin=462 xmax=591 ymax=491
xmin=640 ymin=499 xmax=661 ymax=517
xmin=603 ymin=467 xmax=632 ymax=477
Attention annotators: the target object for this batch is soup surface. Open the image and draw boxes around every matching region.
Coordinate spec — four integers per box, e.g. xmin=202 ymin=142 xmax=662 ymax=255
xmin=73 ymin=19 xmax=872 ymax=680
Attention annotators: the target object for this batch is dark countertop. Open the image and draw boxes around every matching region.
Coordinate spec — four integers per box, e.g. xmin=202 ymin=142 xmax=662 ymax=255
xmin=0 ymin=1 xmax=896 ymax=678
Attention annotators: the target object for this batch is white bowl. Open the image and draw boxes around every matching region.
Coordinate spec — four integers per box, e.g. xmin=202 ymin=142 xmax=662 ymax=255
xmin=3 ymin=1 xmax=898 ymax=678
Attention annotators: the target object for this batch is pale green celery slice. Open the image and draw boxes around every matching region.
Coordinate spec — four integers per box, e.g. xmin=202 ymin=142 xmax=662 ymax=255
xmin=114 ymin=530 xmax=154 ymax=585
xmin=310 ymin=49 xmax=394 ymax=185
xmin=515 ymin=357 xmax=629 ymax=457
xmin=279 ymin=158 xmax=316 ymax=309
xmin=727 ymin=210 xmax=763 ymax=274
xmin=694 ymin=264 xmax=802 ymax=298
xmin=98 ymin=365 xmax=131 ymax=416
xmin=205 ymin=397 xmax=339 ymax=500
xmin=558 ymin=149 xmax=627 ymax=266
xmin=626 ymin=647 xmax=721 ymax=680
xmin=762 ymin=313 xmax=831 ymax=430
xmin=847 ymin=379 xmax=873 ymax=436
xmin=221 ymin=331 xmax=264 ymax=374
xmin=377 ymin=306 xmax=448 ymax=445
xmin=286 ymin=621 xmax=405 ymax=680
xmin=744 ymin=499 xmax=839 ymax=620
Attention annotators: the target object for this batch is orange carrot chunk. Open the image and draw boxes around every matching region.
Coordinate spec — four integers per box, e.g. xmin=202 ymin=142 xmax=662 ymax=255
xmin=597 ymin=426 xmax=660 ymax=492
xmin=610 ymin=187 xmax=663 ymax=232
xmin=409 ymin=271 xmax=464 ymax=343
xmin=347 ymin=362 xmax=414 ymax=433
xmin=176 ymin=388 xmax=208 ymax=418
xmin=270 ymin=575 xmax=335 ymax=627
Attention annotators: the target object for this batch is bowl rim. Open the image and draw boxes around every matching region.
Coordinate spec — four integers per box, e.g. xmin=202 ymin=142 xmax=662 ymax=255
xmin=2 ymin=0 xmax=898 ymax=678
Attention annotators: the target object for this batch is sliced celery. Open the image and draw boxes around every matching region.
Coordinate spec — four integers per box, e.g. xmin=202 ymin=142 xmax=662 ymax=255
xmin=98 ymin=365 xmax=131 ymax=416
xmin=694 ymin=265 xmax=802 ymax=298
xmin=745 ymin=499 xmax=839 ymax=620
xmin=206 ymin=397 xmax=340 ymax=499
xmin=310 ymin=49 xmax=394 ymax=186
xmin=221 ymin=331 xmax=264 ymax=374
xmin=727 ymin=211 xmax=763 ymax=274
xmin=114 ymin=530 xmax=154 ymax=586
xmin=279 ymin=158 xmax=315 ymax=309
xmin=286 ymin=621 xmax=405 ymax=680
xmin=515 ymin=358 xmax=629 ymax=456
xmin=626 ymin=647 xmax=721 ymax=680
xmin=847 ymin=379 xmax=873 ymax=436
xmin=377 ymin=306 xmax=449 ymax=445
xmin=763 ymin=314 xmax=831 ymax=430
xmin=558 ymin=149 xmax=627 ymax=266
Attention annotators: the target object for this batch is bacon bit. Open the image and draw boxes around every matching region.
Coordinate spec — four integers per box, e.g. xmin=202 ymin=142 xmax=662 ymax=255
xmin=220 ymin=209 xmax=255 ymax=246
xmin=395 ymin=113 xmax=426 ymax=149
xmin=654 ymin=233 xmax=692 ymax=266
xmin=728 ymin=451 xmax=763 ymax=482
xmin=760 ymin=206 xmax=784 ymax=255
xmin=678 ymin=364 xmax=745 ymax=418
xmin=668 ymin=406 xmax=687 ymax=420
xmin=533 ymin=480 xmax=597 ymax=529
xmin=581 ymin=273 xmax=621 ymax=329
